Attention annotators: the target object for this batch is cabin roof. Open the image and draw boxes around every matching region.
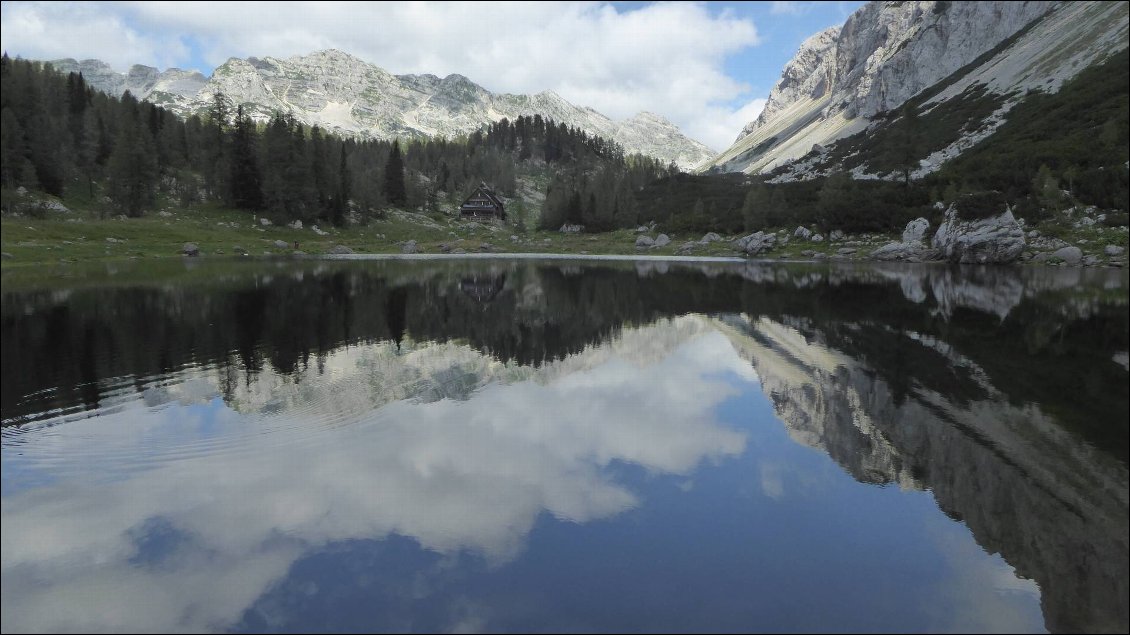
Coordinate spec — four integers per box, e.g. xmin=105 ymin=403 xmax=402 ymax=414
xmin=461 ymin=183 xmax=505 ymax=210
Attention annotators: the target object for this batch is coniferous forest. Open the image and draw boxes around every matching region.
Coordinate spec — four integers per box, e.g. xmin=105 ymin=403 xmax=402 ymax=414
xmin=0 ymin=55 xmax=675 ymax=229
xmin=2 ymin=51 xmax=1127 ymax=238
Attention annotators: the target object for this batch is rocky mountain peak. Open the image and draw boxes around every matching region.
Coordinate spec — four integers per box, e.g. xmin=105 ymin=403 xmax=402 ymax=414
xmin=704 ymin=0 xmax=1124 ymax=176
xmin=49 ymin=51 xmax=715 ymax=169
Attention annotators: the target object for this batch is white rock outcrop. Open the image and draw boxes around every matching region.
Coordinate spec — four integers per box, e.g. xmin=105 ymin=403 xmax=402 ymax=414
xmin=733 ymin=231 xmax=777 ymax=256
xmin=902 ymin=217 xmax=930 ymax=243
xmin=931 ymin=204 xmax=1025 ymax=264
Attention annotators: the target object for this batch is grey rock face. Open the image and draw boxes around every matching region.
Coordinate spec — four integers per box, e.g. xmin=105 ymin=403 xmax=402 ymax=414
xmin=708 ymin=1 xmax=1127 ymax=175
xmin=870 ymin=241 xmax=938 ymax=262
xmin=734 ymin=231 xmax=777 ymax=255
xmin=1051 ymin=246 xmax=1083 ymax=265
xmin=931 ymin=204 xmax=1025 ymax=264
xmin=54 ymin=50 xmax=714 ymax=170
xmin=902 ymin=218 xmax=931 ymax=244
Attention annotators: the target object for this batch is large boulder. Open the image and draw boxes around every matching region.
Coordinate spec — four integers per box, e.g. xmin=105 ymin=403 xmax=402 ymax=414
xmin=733 ymin=231 xmax=777 ymax=256
xmin=273 ymin=239 xmax=289 ymax=249
xmin=635 ymin=235 xmax=655 ymax=248
xmin=700 ymin=232 xmax=722 ymax=243
xmin=400 ymin=240 xmax=418 ymax=254
xmin=329 ymin=244 xmax=355 ymax=255
xmin=870 ymin=242 xmax=939 ymax=262
xmin=931 ymin=204 xmax=1025 ymax=264
xmin=653 ymin=234 xmax=671 ymax=248
xmin=182 ymin=242 xmax=200 ymax=257
xmin=793 ymin=226 xmax=813 ymax=240
xmin=902 ymin=217 xmax=930 ymax=243
xmin=870 ymin=217 xmax=939 ymax=262
xmin=1050 ymin=246 xmax=1082 ymax=265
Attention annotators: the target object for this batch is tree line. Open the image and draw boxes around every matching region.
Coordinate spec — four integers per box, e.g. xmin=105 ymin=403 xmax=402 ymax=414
xmin=0 ymin=54 xmax=678 ymax=228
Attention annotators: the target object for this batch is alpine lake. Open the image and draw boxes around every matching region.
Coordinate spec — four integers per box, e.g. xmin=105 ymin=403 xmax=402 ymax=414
xmin=2 ymin=256 xmax=1127 ymax=634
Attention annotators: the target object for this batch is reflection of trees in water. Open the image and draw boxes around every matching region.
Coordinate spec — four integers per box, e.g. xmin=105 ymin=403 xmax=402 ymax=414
xmin=2 ymin=260 xmax=1127 ymax=632
xmin=2 ymin=262 xmax=1127 ymax=457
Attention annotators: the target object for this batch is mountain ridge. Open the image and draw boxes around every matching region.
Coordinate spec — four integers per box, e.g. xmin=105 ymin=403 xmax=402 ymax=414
xmin=703 ymin=0 xmax=1129 ymax=177
xmin=49 ymin=49 xmax=716 ymax=170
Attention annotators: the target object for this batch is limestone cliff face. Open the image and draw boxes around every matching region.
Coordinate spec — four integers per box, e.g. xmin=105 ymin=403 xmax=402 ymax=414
xmin=734 ymin=25 xmax=840 ymax=144
xmin=51 ymin=50 xmax=715 ymax=170
xmin=707 ymin=1 xmax=1127 ymax=175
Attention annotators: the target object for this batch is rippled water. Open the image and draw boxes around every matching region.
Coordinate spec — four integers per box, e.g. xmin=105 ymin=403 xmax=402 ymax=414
xmin=2 ymin=258 xmax=1127 ymax=633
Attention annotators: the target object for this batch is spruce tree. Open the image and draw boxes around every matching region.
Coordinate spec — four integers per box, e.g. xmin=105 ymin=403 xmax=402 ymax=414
xmin=332 ymin=144 xmax=350 ymax=227
xmin=229 ymin=105 xmax=262 ymax=210
xmin=383 ymin=140 xmax=407 ymax=207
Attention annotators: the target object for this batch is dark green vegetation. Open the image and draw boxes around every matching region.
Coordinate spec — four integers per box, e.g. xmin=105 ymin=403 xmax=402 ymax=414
xmin=3 ymin=260 xmax=1126 ymax=465
xmin=795 ymin=49 xmax=1130 ymax=223
xmin=2 ymin=47 xmax=1127 ymax=249
xmin=1 ymin=55 xmax=673 ymax=230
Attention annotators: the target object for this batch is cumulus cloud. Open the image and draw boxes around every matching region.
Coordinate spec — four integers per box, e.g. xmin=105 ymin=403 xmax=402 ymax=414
xmin=0 ymin=1 xmax=765 ymax=151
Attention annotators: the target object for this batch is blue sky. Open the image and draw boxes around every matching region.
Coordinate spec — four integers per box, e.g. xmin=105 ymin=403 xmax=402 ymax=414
xmin=0 ymin=1 xmax=864 ymax=150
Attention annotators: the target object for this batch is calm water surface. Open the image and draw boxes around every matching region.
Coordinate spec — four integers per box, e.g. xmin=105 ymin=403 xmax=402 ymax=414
xmin=1 ymin=258 xmax=1127 ymax=633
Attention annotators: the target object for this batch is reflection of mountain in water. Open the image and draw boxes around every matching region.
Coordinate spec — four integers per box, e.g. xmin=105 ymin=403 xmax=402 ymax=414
xmin=717 ymin=314 xmax=1128 ymax=633
xmin=459 ymin=272 xmax=507 ymax=303
xmin=1 ymin=259 xmax=1128 ymax=632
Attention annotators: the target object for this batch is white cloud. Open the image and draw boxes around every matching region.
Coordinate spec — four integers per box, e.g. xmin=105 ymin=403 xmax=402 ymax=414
xmin=0 ymin=1 xmax=764 ymax=151
xmin=770 ymin=1 xmax=814 ymax=16
xmin=0 ymin=1 xmax=189 ymax=70
xmin=686 ymin=97 xmax=767 ymax=151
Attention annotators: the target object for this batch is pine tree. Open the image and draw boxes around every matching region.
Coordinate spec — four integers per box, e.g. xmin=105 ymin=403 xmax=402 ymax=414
xmin=204 ymin=92 xmax=231 ymax=200
xmin=383 ymin=140 xmax=407 ymax=207
xmin=229 ymin=105 xmax=262 ymax=210
xmin=107 ymin=95 xmax=158 ymax=217
xmin=332 ymin=144 xmax=350 ymax=227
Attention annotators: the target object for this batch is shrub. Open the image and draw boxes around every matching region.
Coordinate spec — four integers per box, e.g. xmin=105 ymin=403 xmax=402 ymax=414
xmin=1102 ymin=212 xmax=1129 ymax=227
xmin=953 ymin=191 xmax=1008 ymax=220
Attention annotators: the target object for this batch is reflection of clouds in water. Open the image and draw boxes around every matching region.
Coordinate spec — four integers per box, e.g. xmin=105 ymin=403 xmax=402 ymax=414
xmin=1 ymin=320 xmax=749 ymax=633
xmin=927 ymin=524 xmax=1044 ymax=634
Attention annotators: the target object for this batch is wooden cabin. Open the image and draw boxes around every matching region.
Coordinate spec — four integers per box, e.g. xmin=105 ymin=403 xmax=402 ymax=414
xmin=459 ymin=183 xmax=506 ymax=222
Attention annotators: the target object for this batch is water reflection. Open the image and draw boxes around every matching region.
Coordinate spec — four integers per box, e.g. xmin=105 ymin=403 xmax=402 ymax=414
xmin=1 ymin=259 xmax=1127 ymax=633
